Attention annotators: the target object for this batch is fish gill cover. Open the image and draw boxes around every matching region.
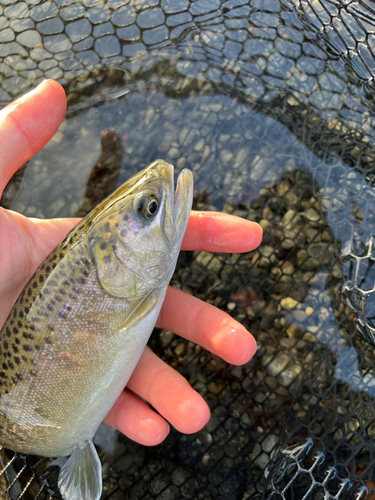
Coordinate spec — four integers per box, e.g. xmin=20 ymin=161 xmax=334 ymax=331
xmin=1 ymin=0 xmax=375 ymax=499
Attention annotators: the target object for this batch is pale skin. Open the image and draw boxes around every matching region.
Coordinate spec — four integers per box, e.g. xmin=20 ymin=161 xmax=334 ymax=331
xmin=0 ymin=80 xmax=262 ymax=447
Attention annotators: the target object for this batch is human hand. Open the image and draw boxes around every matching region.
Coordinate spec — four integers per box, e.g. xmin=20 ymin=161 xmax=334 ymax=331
xmin=0 ymin=80 xmax=262 ymax=446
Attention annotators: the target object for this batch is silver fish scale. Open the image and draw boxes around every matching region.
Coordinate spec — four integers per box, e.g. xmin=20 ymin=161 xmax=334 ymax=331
xmin=3 ymin=0 xmax=375 ymax=499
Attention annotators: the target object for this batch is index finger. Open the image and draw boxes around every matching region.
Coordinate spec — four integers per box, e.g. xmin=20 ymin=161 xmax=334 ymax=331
xmin=0 ymin=80 xmax=66 ymax=195
xmin=182 ymin=211 xmax=262 ymax=253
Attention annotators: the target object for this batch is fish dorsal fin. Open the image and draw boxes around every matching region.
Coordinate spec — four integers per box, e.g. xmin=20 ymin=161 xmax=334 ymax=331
xmin=58 ymin=440 xmax=102 ymax=500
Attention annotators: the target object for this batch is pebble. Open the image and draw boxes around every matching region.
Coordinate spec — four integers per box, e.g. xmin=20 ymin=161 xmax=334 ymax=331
xmin=304 ymin=207 xmax=320 ymax=222
xmin=280 ymin=297 xmax=299 ymax=309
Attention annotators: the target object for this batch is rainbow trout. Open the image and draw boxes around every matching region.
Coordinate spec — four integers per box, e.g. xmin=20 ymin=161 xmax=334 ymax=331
xmin=0 ymin=160 xmax=193 ymax=500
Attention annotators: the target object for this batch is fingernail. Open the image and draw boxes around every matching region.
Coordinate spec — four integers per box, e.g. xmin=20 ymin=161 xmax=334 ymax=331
xmin=212 ymin=327 xmax=257 ymax=365
xmin=176 ymin=399 xmax=208 ymax=432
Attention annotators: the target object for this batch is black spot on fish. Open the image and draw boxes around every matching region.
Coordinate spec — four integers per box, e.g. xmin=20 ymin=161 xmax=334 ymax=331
xmin=21 ymin=356 xmax=27 ymax=362
xmin=100 ymin=242 xmax=107 ymax=250
xmin=16 ymin=373 xmax=23 ymax=381
xmin=59 ymin=252 xmax=64 ymax=259
xmin=45 ymin=337 xmax=52 ymax=345
xmin=19 ymin=311 xmax=23 ymax=318
xmin=12 ymin=345 xmax=19 ymax=353
xmin=13 ymin=327 xmax=19 ymax=335
xmin=32 ymin=282 xmax=38 ymax=289
xmin=23 ymin=333 xmax=34 ymax=340
xmin=3 ymin=341 xmax=8 ymax=350
xmin=14 ymin=357 xmax=20 ymax=365
xmin=59 ymin=312 xmax=67 ymax=320
xmin=15 ymin=338 xmax=20 ymax=345
xmin=17 ymin=321 xmax=22 ymax=328
xmin=5 ymin=327 xmax=11 ymax=337
xmin=12 ymin=309 xmax=17 ymax=318
xmin=2 ymin=363 xmax=7 ymax=370
xmin=30 ymin=370 xmax=37 ymax=377
xmin=27 ymin=288 xmax=32 ymax=297
xmin=0 ymin=372 xmax=7 ymax=379
xmin=45 ymin=266 xmax=51 ymax=273
xmin=39 ymin=275 xmax=44 ymax=283
xmin=23 ymin=345 xmax=32 ymax=352
xmin=9 ymin=320 xmax=14 ymax=326
xmin=25 ymin=307 xmax=30 ymax=314
xmin=47 ymin=304 xmax=54 ymax=312
xmin=8 ymin=362 xmax=14 ymax=370
xmin=69 ymin=237 xmax=74 ymax=245
xmin=11 ymin=377 xmax=17 ymax=385
xmin=59 ymin=289 xmax=66 ymax=295
xmin=41 ymin=263 xmax=45 ymax=271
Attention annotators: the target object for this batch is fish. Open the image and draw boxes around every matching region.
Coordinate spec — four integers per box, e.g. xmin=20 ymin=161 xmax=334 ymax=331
xmin=0 ymin=160 xmax=193 ymax=500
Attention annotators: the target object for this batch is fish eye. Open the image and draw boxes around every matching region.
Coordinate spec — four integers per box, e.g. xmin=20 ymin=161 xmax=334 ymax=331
xmin=134 ymin=192 xmax=160 ymax=220
xmin=147 ymin=199 xmax=158 ymax=216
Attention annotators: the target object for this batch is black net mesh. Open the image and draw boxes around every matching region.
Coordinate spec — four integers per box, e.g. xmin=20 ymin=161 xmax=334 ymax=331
xmin=1 ymin=0 xmax=375 ymax=499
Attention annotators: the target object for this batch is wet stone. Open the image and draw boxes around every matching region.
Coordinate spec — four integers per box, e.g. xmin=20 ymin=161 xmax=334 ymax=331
xmin=76 ymin=49 xmax=100 ymax=65
xmin=5 ymin=3 xmax=29 ymax=19
xmin=116 ymin=25 xmax=140 ymax=41
xmin=30 ymin=47 xmax=52 ymax=61
xmin=0 ymin=17 xmax=9 ymax=30
xmin=60 ymin=4 xmax=85 ymax=21
xmin=37 ymin=18 xmax=64 ymax=35
xmin=111 ymin=5 xmax=136 ymax=27
xmin=16 ymin=30 xmax=42 ymax=48
xmin=0 ymin=29 xmax=14 ymax=42
xmin=142 ymin=25 xmax=169 ymax=45
xmin=74 ymin=37 xmax=93 ymax=52
xmin=44 ymin=34 xmax=72 ymax=53
xmin=137 ymin=8 xmax=165 ymax=29
xmin=94 ymin=35 xmax=121 ymax=57
xmin=0 ymin=42 xmax=25 ymax=58
xmin=280 ymin=297 xmax=299 ymax=310
xmin=93 ymin=21 xmax=114 ymax=38
xmin=87 ymin=4 xmax=110 ymax=24
xmin=190 ymin=0 xmax=220 ymax=16
xmin=161 ymin=0 xmax=189 ymax=14
xmin=30 ymin=2 xmax=58 ymax=22
xmin=267 ymin=53 xmax=295 ymax=79
xmin=66 ymin=19 xmax=92 ymax=42
xmin=166 ymin=12 xmax=192 ymax=27
xmin=122 ymin=42 xmax=145 ymax=57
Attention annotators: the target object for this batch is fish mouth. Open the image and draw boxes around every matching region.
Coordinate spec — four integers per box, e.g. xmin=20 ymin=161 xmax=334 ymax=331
xmin=173 ymin=167 xmax=194 ymax=235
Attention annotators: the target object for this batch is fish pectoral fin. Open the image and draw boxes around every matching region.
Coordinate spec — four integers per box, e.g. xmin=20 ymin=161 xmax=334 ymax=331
xmin=120 ymin=288 xmax=159 ymax=331
xmin=0 ymin=383 xmax=56 ymax=427
xmin=58 ymin=440 xmax=102 ymax=500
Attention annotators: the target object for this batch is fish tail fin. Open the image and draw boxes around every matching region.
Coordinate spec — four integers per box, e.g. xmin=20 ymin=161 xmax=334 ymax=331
xmin=58 ymin=440 xmax=102 ymax=500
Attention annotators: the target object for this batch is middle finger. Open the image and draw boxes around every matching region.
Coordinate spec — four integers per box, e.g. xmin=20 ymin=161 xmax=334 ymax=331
xmin=158 ymin=287 xmax=257 ymax=366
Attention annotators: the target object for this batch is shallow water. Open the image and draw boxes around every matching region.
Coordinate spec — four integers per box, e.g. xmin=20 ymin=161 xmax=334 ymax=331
xmin=2 ymin=0 xmax=375 ymax=499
